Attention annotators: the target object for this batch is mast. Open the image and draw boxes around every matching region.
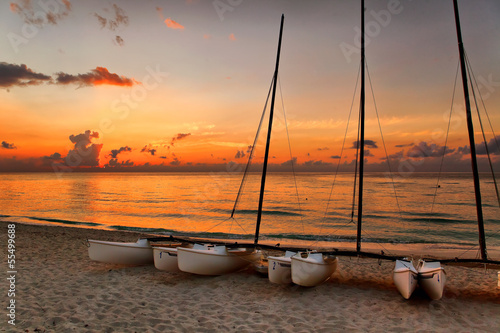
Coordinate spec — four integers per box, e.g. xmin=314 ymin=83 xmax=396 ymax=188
xmin=254 ymin=14 xmax=284 ymax=245
xmin=356 ymin=0 xmax=365 ymax=253
xmin=453 ymin=0 xmax=487 ymax=260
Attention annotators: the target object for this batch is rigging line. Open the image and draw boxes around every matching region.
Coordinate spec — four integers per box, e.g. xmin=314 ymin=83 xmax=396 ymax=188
xmin=365 ymin=61 xmax=403 ymax=221
xmin=352 ymin=98 xmax=361 ymax=222
xmin=310 ymin=64 xmax=362 ymax=248
xmin=322 ymin=63 xmax=361 ymax=223
xmin=230 ymin=76 xmax=274 ymax=218
xmin=202 ymin=216 xmax=249 ymax=236
xmin=322 ymin=62 xmax=361 ymax=223
xmin=278 ymin=75 xmax=304 ymax=233
xmin=430 ymin=62 xmax=460 ymax=218
xmin=465 ymin=52 xmax=500 ymax=153
xmin=465 ymin=52 xmax=500 ymax=208
xmin=356 ymin=228 xmax=394 ymax=256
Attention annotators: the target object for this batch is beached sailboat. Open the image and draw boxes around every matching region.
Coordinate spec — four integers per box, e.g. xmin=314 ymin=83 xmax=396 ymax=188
xmin=268 ymin=250 xmax=296 ymax=284
xmin=176 ymin=14 xmax=286 ymax=276
xmin=153 ymin=242 xmax=194 ymax=272
xmin=291 ymin=252 xmax=338 ymax=287
xmin=417 ymin=260 xmax=446 ymax=300
xmin=393 ymin=260 xmax=418 ymax=299
xmin=87 ymin=238 xmax=154 ymax=265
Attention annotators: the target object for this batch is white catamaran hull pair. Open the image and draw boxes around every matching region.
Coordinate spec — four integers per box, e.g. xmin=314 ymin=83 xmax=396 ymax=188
xmin=393 ymin=260 xmax=446 ymax=300
xmin=268 ymin=251 xmax=338 ymax=287
xmin=88 ymin=239 xmax=259 ymax=275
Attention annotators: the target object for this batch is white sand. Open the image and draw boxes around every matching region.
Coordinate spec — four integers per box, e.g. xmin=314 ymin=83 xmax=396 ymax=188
xmin=2 ymin=222 xmax=499 ymax=332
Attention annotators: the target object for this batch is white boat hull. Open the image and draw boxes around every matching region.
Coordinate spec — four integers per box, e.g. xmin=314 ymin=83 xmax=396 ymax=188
xmin=177 ymin=245 xmax=259 ymax=276
xmin=418 ymin=261 xmax=446 ymax=300
xmin=153 ymin=247 xmax=181 ymax=272
xmin=393 ymin=260 xmax=418 ymax=299
xmin=268 ymin=251 xmax=296 ymax=284
xmin=291 ymin=252 xmax=337 ymax=287
xmin=87 ymin=239 xmax=154 ymax=265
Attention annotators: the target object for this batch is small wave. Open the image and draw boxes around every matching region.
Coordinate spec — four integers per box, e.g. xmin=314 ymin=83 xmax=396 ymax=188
xmin=235 ymin=209 xmax=302 ymax=217
xmin=27 ymin=216 xmax=103 ymax=227
xmin=404 ymin=217 xmax=472 ymax=224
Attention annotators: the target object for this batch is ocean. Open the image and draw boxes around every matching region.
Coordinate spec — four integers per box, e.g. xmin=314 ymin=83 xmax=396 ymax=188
xmin=1 ymin=171 xmax=499 ymax=254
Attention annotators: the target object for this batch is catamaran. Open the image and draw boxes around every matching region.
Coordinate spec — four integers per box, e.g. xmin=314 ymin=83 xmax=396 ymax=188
xmin=87 ymin=238 xmax=154 ymax=265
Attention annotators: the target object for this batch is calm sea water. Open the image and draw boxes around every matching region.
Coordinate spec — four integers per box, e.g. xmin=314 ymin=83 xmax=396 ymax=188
xmin=1 ymin=172 xmax=499 ymax=252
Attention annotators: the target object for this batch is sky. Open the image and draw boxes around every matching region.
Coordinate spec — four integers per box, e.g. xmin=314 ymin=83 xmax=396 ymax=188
xmin=1 ymin=0 xmax=500 ymax=173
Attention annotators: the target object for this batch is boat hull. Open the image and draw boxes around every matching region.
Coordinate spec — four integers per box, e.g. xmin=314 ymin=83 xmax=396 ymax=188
xmin=268 ymin=251 xmax=296 ymax=284
xmin=177 ymin=245 xmax=259 ymax=276
xmin=393 ymin=260 xmax=418 ymax=299
xmin=87 ymin=239 xmax=154 ymax=265
xmin=291 ymin=252 xmax=337 ymax=287
xmin=153 ymin=247 xmax=181 ymax=272
xmin=418 ymin=261 xmax=446 ymax=300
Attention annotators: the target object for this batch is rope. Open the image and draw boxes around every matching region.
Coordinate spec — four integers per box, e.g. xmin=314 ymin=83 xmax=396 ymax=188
xmin=323 ymin=62 xmax=361 ymax=224
xmin=465 ymin=52 xmax=500 ymax=208
xmin=278 ymin=76 xmax=305 ymax=233
xmin=310 ymin=62 xmax=361 ymax=247
xmin=230 ymin=76 xmax=274 ymax=217
xmin=429 ymin=62 xmax=460 ymax=220
xmin=366 ymin=62 xmax=403 ymax=222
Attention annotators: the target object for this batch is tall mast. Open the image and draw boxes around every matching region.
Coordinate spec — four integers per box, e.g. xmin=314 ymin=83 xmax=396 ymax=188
xmin=453 ymin=0 xmax=487 ymax=260
xmin=356 ymin=0 xmax=365 ymax=253
xmin=254 ymin=14 xmax=284 ymax=245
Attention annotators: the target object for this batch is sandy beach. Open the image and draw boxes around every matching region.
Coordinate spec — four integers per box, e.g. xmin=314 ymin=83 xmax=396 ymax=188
xmin=1 ymin=222 xmax=499 ymax=332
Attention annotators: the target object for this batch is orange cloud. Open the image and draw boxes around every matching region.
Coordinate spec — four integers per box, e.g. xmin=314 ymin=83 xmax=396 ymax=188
xmin=229 ymin=33 xmax=236 ymax=41
xmin=164 ymin=18 xmax=184 ymax=30
xmin=55 ymin=67 xmax=139 ymax=87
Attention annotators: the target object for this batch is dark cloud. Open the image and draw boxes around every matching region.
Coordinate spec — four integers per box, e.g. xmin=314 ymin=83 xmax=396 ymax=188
xmin=66 ymin=130 xmax=103 ymax=167
xmin=407 ymin=142 xmax=455 ymax=158
xmin=281 ymin=157 xmax=297 ymax=167
xmin=43 ymin=152 xmax=62 ymax=160
xmin=107 ymin=158 xmax=134 ymax=167
xmin=141 ymin=145 xmax=156 ymax=156
xmin=381 ymin=150 xmax=404 ymax=161
xmin=10 ymin=0 xmax=71 ymax=27
xmin=474 ymin=135 xmax=500 ymax=156
xmin=317 ymin=147 xmax=329 ymax=151
xmin=235 ymin=150 xmax=245 ymax=159
xmin=108 ymin=146 xmax=131 ymax=159
xmin=169 ymin=133 xmax=191 ymax=148
xmin=351 ymin=140 xmax=378 ymax=149
xmin=94 ymin=4 xmax=129 ymax=31
xmin=170 ymin=156 xmax=180 ymax=166
xmin=54 ymin=67 xmax=137 ymax=88
xmin=330 ymin=155 xmax=341 ymax=159
xmin=1 ymin=141 xmax=17 ymax=149
xmin=0 ymin=62 xmax=51 ymax=88
xmin=395 ymin=143 xmax=414 ymax=148
xmin=1 ymin=62 xmax=137 ymax=89
xmin=303 ymin=160 xmax=333 ymax=167
xmin=115 ymin=35 xmax=124 ymax=46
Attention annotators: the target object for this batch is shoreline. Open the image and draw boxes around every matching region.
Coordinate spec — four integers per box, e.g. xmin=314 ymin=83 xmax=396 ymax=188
xmin=1 ymin=221 xmax=499 ymax=332
xmin=3 ymin=216 xmax=499 ymax=261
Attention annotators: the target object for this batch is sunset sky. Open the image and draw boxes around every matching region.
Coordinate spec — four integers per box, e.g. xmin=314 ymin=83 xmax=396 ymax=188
xmin=1 ymin=0 xmax=499 ymax=172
